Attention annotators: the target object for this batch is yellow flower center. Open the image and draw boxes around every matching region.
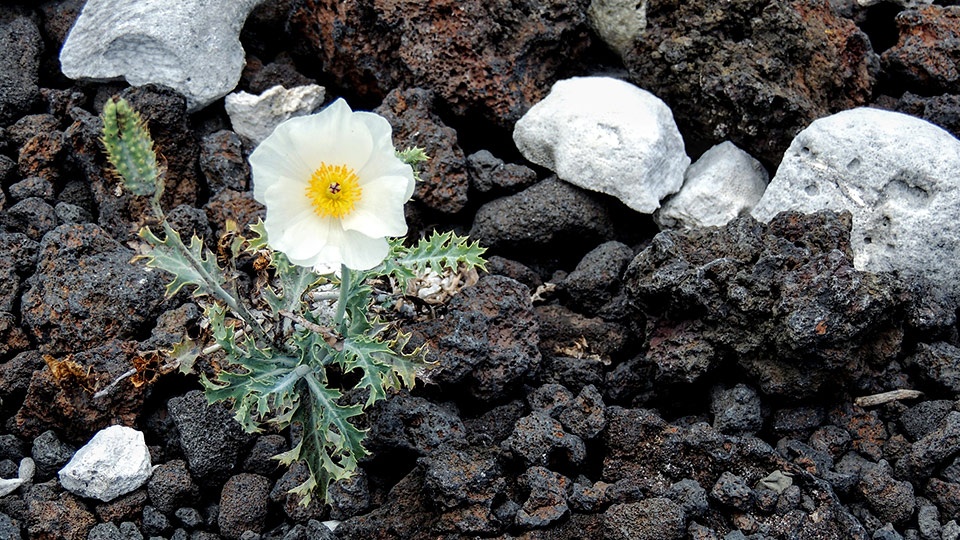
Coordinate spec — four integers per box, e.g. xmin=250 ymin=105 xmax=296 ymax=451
xmin=305 ymin=163 xmax=362 ymax=219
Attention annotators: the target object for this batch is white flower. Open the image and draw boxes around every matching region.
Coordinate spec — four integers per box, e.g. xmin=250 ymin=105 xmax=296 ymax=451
xmin=249 ymin=99 xmax=416 ymax=271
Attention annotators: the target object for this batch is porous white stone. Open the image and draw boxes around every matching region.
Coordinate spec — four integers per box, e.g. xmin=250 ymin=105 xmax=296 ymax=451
xmin=225 ymin=84 xmax=327 ymax=144
xmin=752 ymin=107 xmax=960 ymax=299
xmin=656 ymin=142 xmax=769 ymax=229
xmin=59 ymin=0 xmax=264 ymax=111
xmin=58 ymin=425 xmax=152 ymax=502
xmin=587 ymin=0 xmax=648 ymax=60
xmin=513 ymin=76 xmax=690 ymax=214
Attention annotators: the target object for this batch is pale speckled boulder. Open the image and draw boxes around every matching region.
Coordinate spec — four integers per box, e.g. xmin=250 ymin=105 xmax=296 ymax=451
xmin=59 ymin=0 xmax=264 ymax=111
xmin=656 ymin=142 xmax=769 ymax=229
xmin=225 ymin=84 xmax=326 ymax=144
xmin=752 ymin=107 xmax=960 ymax=299
xmin=58 ymin=425 xmax=152 ymax=502
xmin=513 ymin=76 xmax=690 ymax=214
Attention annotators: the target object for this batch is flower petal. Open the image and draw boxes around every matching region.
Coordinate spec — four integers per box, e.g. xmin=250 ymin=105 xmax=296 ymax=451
xmin=340 ymin=230 xmax=390 ymax=271
xmin=340 ymin=174 xmax=410 ymax=238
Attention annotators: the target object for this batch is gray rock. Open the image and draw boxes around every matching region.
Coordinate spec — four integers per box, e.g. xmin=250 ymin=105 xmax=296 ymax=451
xmin=666 ymin=479 xmax=709 ymax=518
xmin=516 ymin=466 xmax=569 ymax=528
xmin=710 ymin=384 xmax=762 ymax=436
xmin=709 ymin=471 xmax=754 ymax=512
xmin=502 ymin=413 xmax=587 ymax=468
xmin=31 ymin=430 xmax=75 ymax=479
xmin=560 ymin=241 xmax=634 ymax=317
xmin=200 ymin=130 xmax=250 ymax=194
xmin=917 ymin=500 xmax=941 ymax=540
xmin=470 ymin=177 xmax=615 ymax=259
xmin=147 ymin=460 xmax=199 ymax=514
xmin=0 ymin=512 xmax=20 ymax=540
xmin=898 ymin=411 xmax=960 ymax=481
xmin=365 ymin=394 xmax=465 ymax=457
xmin=224 ymin=84 xmax=325 ymax=144
xmin=218 ymin=474 xmax=270 ymax=539
xmin=900 ymin=400 xmax=955 ymax=441
xmin=859 ymin=461 xmax=915 ymax=524
xmin=603 ymin=498 xmax=686 ymax=540
xmin=943 ymin=520 xmax=960 ymax=540
xmin=59 ymin=0 xmax=264 ymax=111
xmin=58 ymin=425 xmax=152 ymax=502
xmin=168 ymin=391 xmax=253 ymax=484
xmin=752 ymin=108 xmax=960 ymax=300
xmin=656 ymin=142 xmax=769 ymax=229
xmin=906 ymin=342 xmax=960 ymax=394
xmin=587 ymin=0 xmax=647 ymax=60
xmin=513 ymin=76 xmax=689 ymax=213
xmin=88 ymin=522 xmax=123 ymax=540
xmin=466 ymin=150 xmax=538 ymax=194
xmin=20 ymin=224 xmax=166 ymax=354
xmin=142 ymin=506 xmax=171 ymax=536
xmin=421 ymin=446 xmax=502 ymax=512
xmin=0 ymin=17 xmax=42 ymax=125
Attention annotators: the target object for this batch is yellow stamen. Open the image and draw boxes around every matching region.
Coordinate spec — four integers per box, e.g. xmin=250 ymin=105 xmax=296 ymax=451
xmin=306 ymin=163 xmax=362 ymax=218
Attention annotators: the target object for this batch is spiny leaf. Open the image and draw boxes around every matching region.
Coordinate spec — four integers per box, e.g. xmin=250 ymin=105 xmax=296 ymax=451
xmin=391 ymin=231 xmax=487 ymax=282
xmin=338 ymin=334 xmax=420 ymax=408
xmin=137 ymin=225 xmax=226 ymax=298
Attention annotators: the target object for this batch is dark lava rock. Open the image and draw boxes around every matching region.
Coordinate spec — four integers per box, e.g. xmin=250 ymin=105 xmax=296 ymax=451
xmin=168 ymin=390 xmax=254 ymax=485
xmin=25 ymin=482 xmax=96 ymax=540
xmin=147 ymin=460 xmax=200 ymax=514
xmin=502 ymin=412 xmax=587 ymax=468
xmin=516 ymin=466 xmax=570 ymax=529
xmin=858 ymin=461 xmax=915 ymax=525
xmin=829 ymin=403 xmax=888 ymax=462
xmin=218 ymin=474 xmax=271 ymax=539
xmin=2 ymin=197 xmax=57 ymax=241
xmin=466 ymin=150 xmax=538 ymax=195
xmin=927 ymin=478 xmax=960 ymax=522
xmin=30 ymin=429 xmax=75 ymax=479
xmin=808 ymin=425 xmax=852 ymax=460
xmin=269 ymin=461 xmax=326 ymax=522
xmin=901 ymin=400 xmax=955 ymax=442
xmin=288 ymin=0 xmax=592 ymax=127
xmin=17 ymin=131 xmax=63 ymax=182
xmin=625 ymin=0 xmax=876 ymax=165
xmin=20 ymin=223 xmax=166 ymax=355
xmin=408 ymin=275 xmax=540 ymax=401
xmin=0 ymin=17 xmax=42 ymax=126
xmin=203 ymin=188 xmax=264 ymax=236
xmin=883 ymin=6 xmax=960 ymax=95
xmin=625 ymin=211 xmax=907 ymax=398
xmin=365 ymin=393 xmax=466 ymax=456
xmin=896 ymin=92 xmax=960 ymax=140
xmin=93 ymin=489 xmax=147 ymax=524
xmin=199 ymin=130 xmax=249 ymax=194
xmin=14 ymin=341 xmax=147 ymax=443
xmin=327 ymin=468 xmax=371 ymax=521
xmin=557 ymin=384 xmax=607 ymax=441
xmin=898 ymin=411 xmax=960 ymax=482
xmin=334 ymin=468 xmax=438 ymax=539
xmin=242 ymin=435 xmax=286 ymax=477
xmin=603 ymin=498 xmax=686 ymax=540
xmin=470 ymin=177 xmax=616 ymax=262
xmin=8 ymin=177 xmax=54 ymax=202
xmin=560 ymin=240 xmax=634 ymax=318
xmin=421 ymin=445 xmax=503 ymax=512
xmin=709 ymin=471 xmax=754 ymax=512
xmin=710 ymin=384 xmax=762 ymax=436
xmin=374 ymin=87 xmax=469 ymax=214
xmin=906 ymin=342 xmax=960 ymax=394
xmin=7 ymin=114 xmax=58 ymax=148
xmin=536 ymin=304 xmax=633 ymax=364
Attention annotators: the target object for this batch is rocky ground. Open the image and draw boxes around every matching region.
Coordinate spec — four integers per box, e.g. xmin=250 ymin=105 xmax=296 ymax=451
xmin=2 ymin=0 xmax=960 ymax=539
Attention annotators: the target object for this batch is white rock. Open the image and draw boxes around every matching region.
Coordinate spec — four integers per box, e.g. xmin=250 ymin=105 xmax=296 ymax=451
xmin=225 ymin=84 xmax=327 ymax=144
xmin=18 ymin=457 xmax=34 ymax=484
xmin=0 ymin=478 xmax=21 ymax=498
xmin=58 ymin=425 xmax=152 ymax=502
xmin=587 ymin=0 xmax=648 ymax=60
xmin=513 ymin=76 xmax=690 ymax=214
xmin=59 ymin=0 xmax=264 ymax=111
xmin=656 ymin=142 xmax=769 ymax=229
xmin=752 ymin=107 xmax=960 ymax=299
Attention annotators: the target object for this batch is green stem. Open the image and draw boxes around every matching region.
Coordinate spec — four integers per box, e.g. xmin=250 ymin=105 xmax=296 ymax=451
xmin=334 ymin=264 xmax=351 ymax=333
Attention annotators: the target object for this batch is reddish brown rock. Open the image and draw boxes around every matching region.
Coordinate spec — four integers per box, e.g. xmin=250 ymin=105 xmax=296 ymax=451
xmin=374 ymin=88 xmax=469 ymax=214
xmin=625 ymin=0 xmax=877 ymax=165
xmin=203 ymin=188 xmax=264 ymax=236
xmin=26 ymin=482 xmax=97 ymax=540
xmin=883 ymin=6 xmax=960 ymax=94
xmin=17 ymin=132 xmax=63 ymax=182
xmin=288 ymin=0 xmax=593 ymax=127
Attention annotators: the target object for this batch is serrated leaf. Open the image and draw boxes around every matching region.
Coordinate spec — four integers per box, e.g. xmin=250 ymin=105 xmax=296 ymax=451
xmin=246 ymin=220 xmax=270 ymax=252
xmin=390 ymin=231 xmax=486 ymax=286
xmin=338 ymin=334 xmax=420 ymax=408
xmin=138 ymin=224 xmax=226 ymax=298
xmin=264 ymin=251 xmax=321 ymax=314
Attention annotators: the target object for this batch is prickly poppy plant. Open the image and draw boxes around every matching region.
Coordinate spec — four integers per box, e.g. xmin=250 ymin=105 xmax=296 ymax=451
xmin=101 ymin=97 xmax=486 ymax=504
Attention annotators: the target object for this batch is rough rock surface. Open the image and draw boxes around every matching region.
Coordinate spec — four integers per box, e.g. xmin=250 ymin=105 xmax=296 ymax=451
xmin=625 ymin=211 xmax=908 ymax=397
xmin=624 ymin=0 xmax=877 ymax=164
xmin=374 ymin=88 xmax=469 ymax=214
xmin=588 ymin=0 xmax=648 ymax=60
xmin=0 ymin=17 xmax=42 ymax=126
xmin=287 ymin=0 xmax=593 ymax=126
xmin=59 ymin=0 xmax=264 ymax=111
xmin=752 ymin=107 xmax=960 ymax=301
xmin=224 ymin=84 xmax=325 ymax=144
xmin=20 ymin=224 xmax=165 ymax=354
xmin=57 ymin=425 xmax=152 ymax=502
xmin=167 ymin=391 xmax=254 ymax=484
xmin=514 ymin=76 xmax=689 ymax=213
xmin=656 ymin=141 xmax=769 ymax=229
xmin=883 ymin=5 xmax=960 ymax=94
